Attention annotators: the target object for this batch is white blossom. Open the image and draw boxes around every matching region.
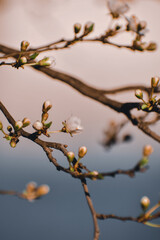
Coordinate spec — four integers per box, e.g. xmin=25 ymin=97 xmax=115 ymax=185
xmin=107 ymin=0 xmax=129 ymax=19
xmin=63 ymin=116 xmax=83 ymax=135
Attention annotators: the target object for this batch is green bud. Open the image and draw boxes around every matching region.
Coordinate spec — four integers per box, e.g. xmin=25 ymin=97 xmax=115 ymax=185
xmin=74 ymin=23 xmax=81 ymax=34
xmin=22 ymin=118 xmax=31 ymax=128
xmin=135 ymin=89 xmax=143 ymax=99
xmin=44 ymin=121 xmax=52 ymax=129
xmin=67 ymin=152 xmax=75 ymax=162
xmin=139 ymin=156 xmax=149 ymax=168
xmin=78 ymin=146 xmax=87 ymax=158
xmin=38 ymin=57 xmax=53 ymax=67
xmin=84 ymin=22 xmax=94 ymax=35
xmin=15 ymin=120 xmax=23 ymax=131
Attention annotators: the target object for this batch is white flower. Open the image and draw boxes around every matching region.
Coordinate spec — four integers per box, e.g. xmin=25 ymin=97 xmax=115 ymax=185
xmin=62 ymin=116 xmax=83 ymax=136
xmin=126 ymin=15 xmax=147 ymax=35
xmin=107 ymin=0 xmax=129 ymax=19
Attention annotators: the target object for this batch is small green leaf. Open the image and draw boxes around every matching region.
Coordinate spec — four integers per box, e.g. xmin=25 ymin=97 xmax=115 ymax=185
xmin=141 ymin=104 xmax=148 ymax=110
xmin=139 ymin=157 xmax=149 ymax=168
xmin=44 ymin=121 xmax=52 ymax=129
xmin=5 ymin=135 xmax=12 ymax=141
xmin=97 ymin=174 xmax=104 ymax=180
xmin=30 ymin=52 xmax=39 ymax=59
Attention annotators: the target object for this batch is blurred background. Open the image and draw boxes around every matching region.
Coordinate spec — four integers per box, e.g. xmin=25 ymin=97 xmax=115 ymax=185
xmin=0 ymin=0 xmax=160 ymax=239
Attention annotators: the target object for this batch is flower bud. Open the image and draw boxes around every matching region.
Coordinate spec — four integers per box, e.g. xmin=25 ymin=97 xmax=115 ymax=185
xmin=15 ymin=120 xmax=23 ymax=131
xmin=67 ymin=151 xmax=75 ymax=162
xmin=42 ymin=100 xmax=52 ymax=113
xmin=36 ymin=184 xmax=50 ymax=197
xmin=41 ymin=112 xmax=49 ymax=122
xmin=32 ymin=121 xmax=43 ymax=131
xmin=143 ymin=145 xmax=153 ymax=157
xmin=78 ymin=146 xmax=87 ymax=158
xmin=7 ymin=125 xmax=12 ymax=132
xmin=38 ymin=57 xmax=54 ymax=67
xmin=140 ymin=196 xmax=150 ymax=210
xmin=21 ymin=40 xmax=30 ymax=51
xmin=0 ymin=121 xmax=3 ymax=130
xmin=26 ymin=182 xmax=37 ymax=193
xmin=90 ymin=171 xmax=99 ymax=176
xmin=135 ymin=89 xmax=143 ymax=99
xmin=22 ymin=118 xmax=31 ymax=128
xmin=151 ymin=76 xmax=159 ymax=88
xmin=19 ymin=56 xmax=27 ymax=64
xmin=84 ymin=22 xmax=94 ymax=35
xmin=10 ymin=139 xmax=16 ymax=148
xmin=74 ymin=23 xmax=81 ymax=34
xmin=138 ymin=21 xmax=147 ymax=31
xmin=146 ymin=42 xmax=157 ymax=51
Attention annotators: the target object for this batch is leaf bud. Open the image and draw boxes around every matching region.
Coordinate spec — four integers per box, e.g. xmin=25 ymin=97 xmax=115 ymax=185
xmin=15 ymin=120 xmax=23 ymax=131
xmin=135 ymin=89 xmax=143 ymax=99
xmin=140 ymin=196 xmax=150 ymax=210
xmin=21 ymin=40 xmax=30 ymax=51
xmin=67 ymin=151 xmax=75 ymax=162
xmin=143 ymin=145 xmax=153 ymax=157
xmin=78 ymin=146 xmax=87 ymax=158
xmin=32 ymin=121 xmax=43 ymax=131
xmin=22 ymin=118 xmax=31 ymax=128
xmin=74 ymin=23 xmax=82 ymax=34
xmin=42 ymin=100 xmax=52 ymax=113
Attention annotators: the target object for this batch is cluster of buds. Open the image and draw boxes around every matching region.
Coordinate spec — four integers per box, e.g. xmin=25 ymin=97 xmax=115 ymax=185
xmin=132 ymin=39 xmax=157 ymax=52
xmin=126 ymin=15 xmax=147 ymax=35
xmin=135 ymin=77 xmax=160 ymax=111
xmin=0 ymin=118 xmax=31 ymax=148
xmin=32 ymin=100 xmax=52 ymax=136
xmin=23 ymin=182 xmax=50 ymax=202
xmin=137 ymin=145 xmax=153 ymax=169
xmin=73 ymin=22 xmax=94 ymax=37
xmin=67 ymin=146 xmax=87 ymax=171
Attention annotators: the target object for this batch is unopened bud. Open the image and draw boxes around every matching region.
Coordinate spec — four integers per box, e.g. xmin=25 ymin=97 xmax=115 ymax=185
xmin=90 ymin=171 xmax=99 ymax=176
xmin=33 ymin=121 xmax=43 ymax=131
xmin=78 ymin=146 xmax=87 ymax=158
xmin=135 ymin=89 xmax=143 ymax=99
xmin=0 ymin=121 xmax=3 ymax=130
xmin=67 ymin=151 xmax=75 ymax=162
xmin=84 ymin=22 xmax=94 ymax=35
xmin=146 ymin=42 xmax=157 ymax=51
xmin=38 ymin=57 xmax=53 ymax=67
xmin=138 ymin=21 xmax=147 ymax=31
xmin=10 ymin=139 xmax=16 ymax=148
xmin=7 ymin=125 xmax=12 ymax=132
xmin=42 ymin=100 xmax=52 ymax=113
xmin=21 ymin=40 xmax=30 ymax=51
xmin=15 ymin=120 xmax=23 ymax=131
xmin=41 ymin=112 xmax=49 ymax=122
xmin=22 ymin=118 xmax=31 ymax=128
xmin=143 ymin=145 xmax=153 ymax=157
xmin=36 ymin=184 xmax=50 ymax=197
xmin=26 ymin=182 xmax=37 ymax=193
xmin=151 ymin=76 xmax=159 ymax=88
xmin=74 ymin=23 xmax=81 ymax=34
xmin=140 ymin=196 xmax=150 ymax=210
xmin=19 ymin=56 xmax=27 ymax=64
